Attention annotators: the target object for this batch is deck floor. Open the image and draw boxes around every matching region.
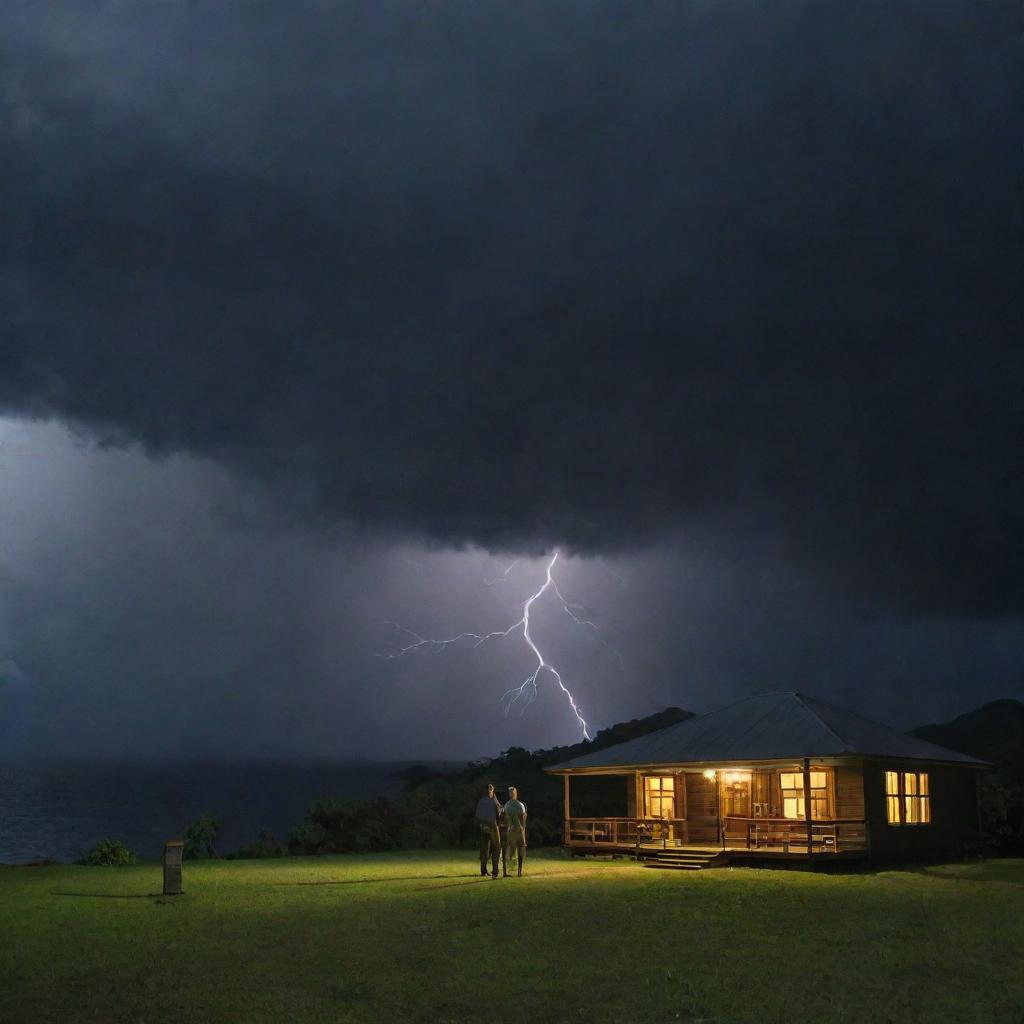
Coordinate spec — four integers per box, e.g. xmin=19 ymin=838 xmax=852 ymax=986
xmin=574 ymin=841 xmax=865 ymax=858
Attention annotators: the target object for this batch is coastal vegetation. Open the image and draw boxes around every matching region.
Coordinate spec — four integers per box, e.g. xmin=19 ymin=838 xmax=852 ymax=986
xmin=76 ymin=838 xmax=137 ymax=867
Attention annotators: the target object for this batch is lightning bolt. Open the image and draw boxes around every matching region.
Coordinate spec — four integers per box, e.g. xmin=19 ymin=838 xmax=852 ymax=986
xmin=381 ymin=550 xmax=619 ymax=741
xmin=499 ymin=552 xmax=590 ymax=738
xmin=483 ymin=560 xmax=518 ymax=587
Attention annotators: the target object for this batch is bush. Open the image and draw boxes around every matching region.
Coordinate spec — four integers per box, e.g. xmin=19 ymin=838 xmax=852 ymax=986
xmin=183 ymin=812 xmax=222 ymax=859
xmin=281 ymin=709 xmax=692 ymax=857
xmin=78 ymin=838 xmax=137 ymax=866
xmin=287 ymin=797 xmax=402 ymax=854
xmin=286 ymin=820 xmax=328 ymax=855
xmin=226 ymin=829 xmax=284 ymax=860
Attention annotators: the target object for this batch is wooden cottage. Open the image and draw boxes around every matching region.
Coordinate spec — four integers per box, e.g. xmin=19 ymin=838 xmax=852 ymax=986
xmin=545 ymin=692 xmax=985 ymax=868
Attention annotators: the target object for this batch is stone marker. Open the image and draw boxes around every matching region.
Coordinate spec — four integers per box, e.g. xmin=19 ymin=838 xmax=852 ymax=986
xmin=163 ymin=839 xmax=184 ymax=895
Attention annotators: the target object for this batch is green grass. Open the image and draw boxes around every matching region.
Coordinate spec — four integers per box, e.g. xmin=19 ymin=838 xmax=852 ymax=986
xmin=2 ymin=852 xmax=1023 ymax=1024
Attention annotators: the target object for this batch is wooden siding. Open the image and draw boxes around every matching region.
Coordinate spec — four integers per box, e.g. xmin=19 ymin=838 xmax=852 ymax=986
xmin=769 ymin=771 xmax=782 ymax=817
xmin=685 ymin=772 xmax=719 ymax=844
xmin=864 ymin=760 xmax=981 ymax=862
xmin=674 ymin=774 xmax=687 ymax=821
xmin=834 ymin=765 xmax=865 ymax=820
xmin=685 ymin=772 xmax=717 ymax=816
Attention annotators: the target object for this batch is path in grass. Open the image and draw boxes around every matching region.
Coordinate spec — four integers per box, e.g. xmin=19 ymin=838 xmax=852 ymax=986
xmin=2 ymin=851 xmax=1023 ymax=1024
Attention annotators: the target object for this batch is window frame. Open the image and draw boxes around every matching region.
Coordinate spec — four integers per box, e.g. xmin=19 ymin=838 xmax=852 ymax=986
xmin=778 ymin=769 xmax=831 ymax=821
xmin=885 ymin=769 xmax=931 ymax=826
xmin=643 ymin=775 xmax=676 ymax=820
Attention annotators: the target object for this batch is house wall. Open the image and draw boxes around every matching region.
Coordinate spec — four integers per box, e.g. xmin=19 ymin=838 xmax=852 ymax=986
xmin=685 ymin=772 xmax=719 ymax=844
xmin=864 ymin=761 xmax=981 ymax=862
xmin=674 ymin=774 xmax=687 ymax=821
xmin=632 ymin=772 xmax=689 ymax=820
xmin=834 ymin=764 xmax=865 ymax=820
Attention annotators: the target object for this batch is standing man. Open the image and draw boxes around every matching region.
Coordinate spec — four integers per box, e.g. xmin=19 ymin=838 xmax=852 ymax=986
xmin=504 ymin=786 xmax=527 ymax=877
xmin=475 ymin=783 xmax=502 ymax=879
xmin=497 ymin=798 xmax=510 ymax=877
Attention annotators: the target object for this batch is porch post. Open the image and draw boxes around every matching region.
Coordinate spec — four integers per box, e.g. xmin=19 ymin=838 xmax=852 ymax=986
xmin=862 ymin=759 xmax=874 ymax=865
xmin=975 ymin=770 xmax=984 ymax=848
xmin=716 ymin=773 xmax=723 ymax=849
xmin=563 ymin=774 xmax=571 ymax=845
xmin=802 ymin=757 xmax=813 ymax=862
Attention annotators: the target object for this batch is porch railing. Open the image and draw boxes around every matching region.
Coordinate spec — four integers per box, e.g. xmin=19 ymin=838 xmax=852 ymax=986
xmin=565 ymin=818 xmax=718 ymax=849
xmin=565 ymin=816 xmax=868 ymax=853
xmin=741 ymin=818 xmax=867 ymax=852
xmin=566 ymin=817 xmax=680 ymax=848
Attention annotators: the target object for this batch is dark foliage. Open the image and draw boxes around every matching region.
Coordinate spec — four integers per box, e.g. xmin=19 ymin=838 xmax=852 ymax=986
xmin=77 ymin=838 xmax=137 ymax=866
xmin=912 ymin=699 xmax=1024 ymax=855
xmin=183 ymin=812 xmax=222 ymax=859
xmin=393 ymin=764 xmax=446 ymax=793
xmin=225 ymin=829 xmax=284 ymax=860
xmin=286 ymin=707 xmax=694 ymax=854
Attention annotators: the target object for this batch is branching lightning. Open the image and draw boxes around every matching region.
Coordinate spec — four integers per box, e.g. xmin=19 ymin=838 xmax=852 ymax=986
xmin=381 ymin=551 xmax=622 ymax=740
xmin=483 ymin=560 xmax=518 ymax=587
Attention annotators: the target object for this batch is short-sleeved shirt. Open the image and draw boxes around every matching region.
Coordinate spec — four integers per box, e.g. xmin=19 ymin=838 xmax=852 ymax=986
xmin=504 ymin=799 xmax=527 ymax=828
xmin=475 ymin=795 xmax=501 ymax=824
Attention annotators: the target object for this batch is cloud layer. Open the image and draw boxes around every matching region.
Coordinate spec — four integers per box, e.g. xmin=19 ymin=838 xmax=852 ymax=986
xmin=2 ymin=1 xmax=1020 ymax=615
xmin=2 ymin=418 xmax=1021 ymax=758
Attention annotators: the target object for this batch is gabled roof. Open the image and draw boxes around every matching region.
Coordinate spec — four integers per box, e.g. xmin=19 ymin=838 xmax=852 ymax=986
xmin=546 ymin=692 xmax=986 ymax=771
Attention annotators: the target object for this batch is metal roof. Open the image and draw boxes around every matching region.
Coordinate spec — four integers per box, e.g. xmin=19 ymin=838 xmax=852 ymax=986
xmin=546 ymin=692 xmax=986 ymax=771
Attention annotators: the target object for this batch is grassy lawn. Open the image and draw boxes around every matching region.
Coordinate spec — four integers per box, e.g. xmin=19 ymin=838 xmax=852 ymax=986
xmin=2 ymin=852 xmax=1023 ymax=1024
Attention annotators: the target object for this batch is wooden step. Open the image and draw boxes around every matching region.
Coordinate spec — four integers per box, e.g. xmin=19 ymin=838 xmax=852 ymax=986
xmin=651 ymin=852 xmax=718 ymax=861
xmin=655 ymin=850 xmax=717 ymax=857
xmin=643 ymin=849 xmax=723 ymax=870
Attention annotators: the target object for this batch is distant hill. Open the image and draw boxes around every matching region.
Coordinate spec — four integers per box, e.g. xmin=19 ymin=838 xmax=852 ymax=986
xmin=393 ymin=705 xmax=695 ymax=789
xmin=451 ymin=705 xmax=697 ymax=837
xmin=534 ymin=706 xmax=694 ymax=768
xmin=912 ymin=698 xmax=1024 ymax=854
xmin=290 ymin=707 xmax=697 ymax=855
xmin=911 ymin=699 xmax=1024 ymax=765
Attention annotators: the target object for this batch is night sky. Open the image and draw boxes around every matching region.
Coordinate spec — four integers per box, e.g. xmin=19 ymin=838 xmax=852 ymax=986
xmin=1 ymin=1 xmax=1020 ymax=758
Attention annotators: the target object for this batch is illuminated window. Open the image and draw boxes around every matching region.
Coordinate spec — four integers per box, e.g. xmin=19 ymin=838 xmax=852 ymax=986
xmin=887 ymin=771 xmax=930 ymax=825
xmin=886 ymin=771 xmax=900 ymax=824
xmin=722 ymin=771 xmax=751 ymax=817
xmin=644 ymin=776 xmax=675 ymax=819
xmin=779 ymin=771 xmax=830 ymax=820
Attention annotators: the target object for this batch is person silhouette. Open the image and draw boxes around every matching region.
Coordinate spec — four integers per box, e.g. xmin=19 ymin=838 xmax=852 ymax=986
xmin=503 ymin=786 xmax=527 ymax=877
xmin=474 ymin=782 xmax=503 ymax=878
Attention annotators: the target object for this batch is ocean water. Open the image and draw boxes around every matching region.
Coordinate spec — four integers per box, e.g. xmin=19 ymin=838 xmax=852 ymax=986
xmin=0 ymin=759 xmax=458 ymax=864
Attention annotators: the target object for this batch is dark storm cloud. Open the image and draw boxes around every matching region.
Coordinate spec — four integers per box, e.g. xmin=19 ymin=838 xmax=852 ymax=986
xmin=1 ymin=423 xmax=1020 ymax=760
xmin=1 ymin=1 xmax=1020 ymax=615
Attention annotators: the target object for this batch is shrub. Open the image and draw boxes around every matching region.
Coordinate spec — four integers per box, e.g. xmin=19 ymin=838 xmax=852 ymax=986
xmin=286 ymin=820 xmax=328 ymax=855
xmin=287 ymin=797 xmax=402 ymax=854
xmin=78 ymin=838 xmax=137 ymax=866
xmin=183 ymin=812 xmax=222 ymax=859
xmin=225 ymin=829 xmax=284 ymax=860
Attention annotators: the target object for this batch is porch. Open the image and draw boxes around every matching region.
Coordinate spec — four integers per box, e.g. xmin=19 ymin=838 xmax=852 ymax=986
xmin=556 ymin=759 xmax=870 ymax=861
xmin=565 ymin=816 xmax=868 ymax=857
